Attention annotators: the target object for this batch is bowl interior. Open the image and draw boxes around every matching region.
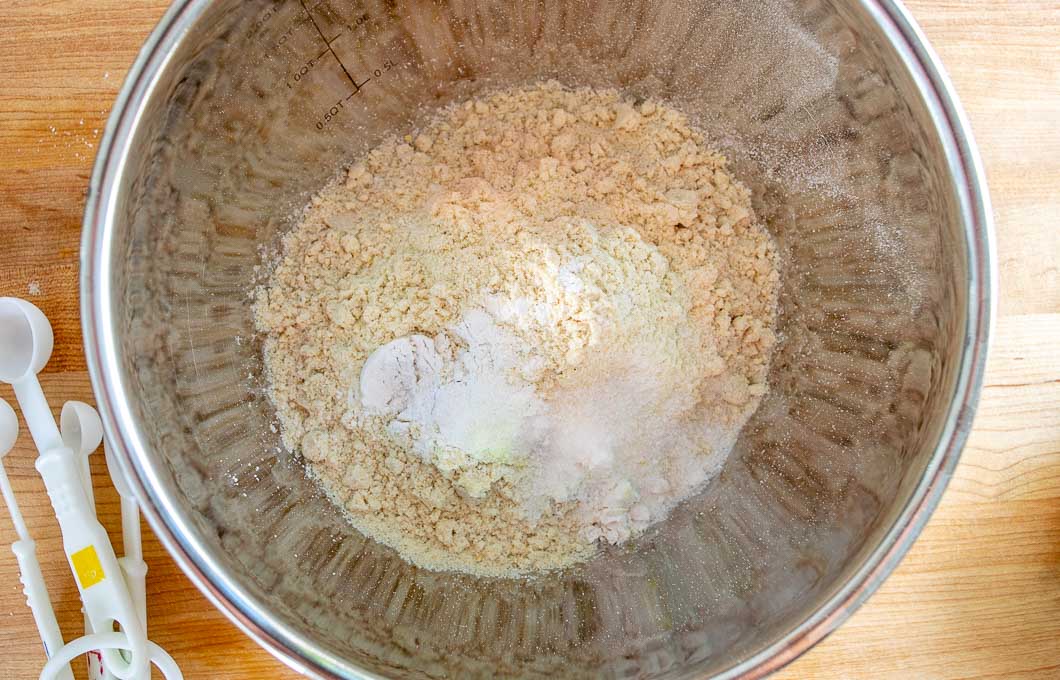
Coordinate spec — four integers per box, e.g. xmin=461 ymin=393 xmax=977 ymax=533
xmin=93 ymin=0 xmax=971 ymax=677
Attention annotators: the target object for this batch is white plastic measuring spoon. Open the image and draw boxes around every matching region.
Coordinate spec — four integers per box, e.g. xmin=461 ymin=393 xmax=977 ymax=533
xmin=0 ymin=297 xmax=57 ymax=451
xmin=0 ymin=298 xmax=148 ymax=680
xmin=65 ymin=400 xmax=148 ymax=679
xmin=103 ymin=441 xmax=147 ymax=635
xmin=59 ymin=400 xmax=107 ymax=679
xmin=0 ymin=397 xmax=74 ymax=680
xmin=60 ymin=401 xmax=103 ymax=510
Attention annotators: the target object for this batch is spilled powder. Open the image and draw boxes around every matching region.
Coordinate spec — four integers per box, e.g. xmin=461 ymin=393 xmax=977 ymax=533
xmin=254 ymin=82 xmax=780 ymax=576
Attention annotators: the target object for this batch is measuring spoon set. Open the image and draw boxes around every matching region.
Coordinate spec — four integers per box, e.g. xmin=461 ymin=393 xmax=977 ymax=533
xmin=0 ymin=298 xmax=181 ymax=680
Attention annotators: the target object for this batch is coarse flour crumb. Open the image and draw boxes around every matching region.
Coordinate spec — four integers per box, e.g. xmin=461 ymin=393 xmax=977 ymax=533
xmin=254 ymin=82 xmax=780 ymax=577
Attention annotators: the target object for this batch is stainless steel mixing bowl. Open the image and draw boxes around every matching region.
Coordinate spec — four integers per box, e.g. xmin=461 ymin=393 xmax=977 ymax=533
xmin=81 ymin=0 xmax=994 ymax=677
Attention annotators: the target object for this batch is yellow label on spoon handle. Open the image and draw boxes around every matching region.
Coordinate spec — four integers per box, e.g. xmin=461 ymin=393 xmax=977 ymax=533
xmin=71 ymin=544 xmax=106 ymax=590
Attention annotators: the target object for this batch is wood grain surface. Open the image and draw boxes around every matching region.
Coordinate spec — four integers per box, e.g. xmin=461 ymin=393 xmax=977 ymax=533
xmin=0 ymin=1 xmax=1058 ymax=678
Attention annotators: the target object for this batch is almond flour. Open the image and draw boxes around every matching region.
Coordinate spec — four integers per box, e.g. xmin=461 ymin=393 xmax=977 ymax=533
xmin=254 ymin=82 xmax=780 ymax=576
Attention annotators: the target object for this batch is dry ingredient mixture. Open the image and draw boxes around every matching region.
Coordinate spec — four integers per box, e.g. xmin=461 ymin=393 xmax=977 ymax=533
xmin=254 ymin=82 xmax=780 ymax=577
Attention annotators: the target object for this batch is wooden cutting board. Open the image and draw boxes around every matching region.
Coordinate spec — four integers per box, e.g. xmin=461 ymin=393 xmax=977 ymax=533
xmin=0 ymin=1 xmax=1057 ymax=677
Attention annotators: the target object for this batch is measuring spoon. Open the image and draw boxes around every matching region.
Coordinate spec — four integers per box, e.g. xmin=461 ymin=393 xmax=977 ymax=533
xmin=0 ymin=397 xmax=72 ymax=679
xmin=0 ymin=298 xmax=147 ymax=680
